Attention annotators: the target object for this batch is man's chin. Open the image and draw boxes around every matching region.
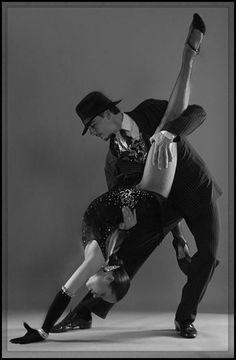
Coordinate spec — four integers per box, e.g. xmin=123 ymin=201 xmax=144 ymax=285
xmin=100 ymin=136 xmax=110 ymax=141
xmin=96 ymin=134 xmax=111 ymax=141
xmin=101 ymin=295 xmax=117 ymax=303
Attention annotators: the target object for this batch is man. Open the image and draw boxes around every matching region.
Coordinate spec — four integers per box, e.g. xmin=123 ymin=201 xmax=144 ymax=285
xmin=51 ymin=13 xmax=221 ymax=339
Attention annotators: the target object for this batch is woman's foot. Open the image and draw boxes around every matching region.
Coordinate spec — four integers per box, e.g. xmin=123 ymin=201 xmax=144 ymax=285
xmin=185 ymin=13 xmax=206 ymax=54
xmin=172 ymin=236 xmax=191 ymax=276
xmin=172 ymin=236 xmax=190 ymax=259
xmin=50 ymin=309 xmax=92 ymax=333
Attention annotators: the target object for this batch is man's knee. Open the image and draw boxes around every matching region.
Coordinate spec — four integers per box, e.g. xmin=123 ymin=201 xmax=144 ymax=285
xmin=189 ymin=252 xmax=219 ymax=279
xmin=199 ymin=251 xmax=219 ymax=270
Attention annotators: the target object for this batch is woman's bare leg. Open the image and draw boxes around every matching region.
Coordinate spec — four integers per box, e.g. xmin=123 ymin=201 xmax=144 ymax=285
xmin=138 ymin=19 xmax=205 ymax=197
xmin=138 ymin=142 xmax=177 ymax=198
xmin=157 ymin=23 xmax=204 ymax=131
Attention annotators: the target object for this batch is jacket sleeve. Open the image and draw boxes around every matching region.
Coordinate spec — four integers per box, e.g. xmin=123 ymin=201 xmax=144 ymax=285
xmin=162 ymin=104 xmax=206 ymax=137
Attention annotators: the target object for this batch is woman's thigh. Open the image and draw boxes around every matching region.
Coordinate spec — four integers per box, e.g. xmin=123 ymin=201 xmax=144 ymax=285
xmin=139 ymin=142 xmax=177 ymax=198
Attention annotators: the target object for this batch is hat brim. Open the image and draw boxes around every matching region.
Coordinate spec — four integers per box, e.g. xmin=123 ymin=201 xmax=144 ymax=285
xmin=82 ymin=125 xmax=89 ymax=135
xmin=81 ymin=99 xmax=122 ymax=135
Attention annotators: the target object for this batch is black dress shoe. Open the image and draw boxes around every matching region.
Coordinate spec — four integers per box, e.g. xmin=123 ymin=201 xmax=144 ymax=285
xmin=175 ymin=320 xmax=197 ymax=338
xmin=50 ymin=310 xmax=92 ymax=333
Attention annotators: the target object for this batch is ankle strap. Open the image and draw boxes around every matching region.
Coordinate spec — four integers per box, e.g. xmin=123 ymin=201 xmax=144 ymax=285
xmin=186 ymin=41 xmax=200 ymax=54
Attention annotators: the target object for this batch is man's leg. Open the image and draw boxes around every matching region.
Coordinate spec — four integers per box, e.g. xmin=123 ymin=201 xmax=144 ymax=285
xmin=175 ymin=201 xmax=220 ymax=337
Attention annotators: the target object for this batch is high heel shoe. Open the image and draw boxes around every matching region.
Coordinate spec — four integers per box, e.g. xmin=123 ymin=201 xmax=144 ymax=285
xmin=192 ymin=13 xmax=206 ymax=34
xmin=172 ymin=236 xmax=191 ymax=259
xmin=172 ymin=236 xmax=191 ymax=276
xmin=186 ymin=13 xmax=206 ymax=54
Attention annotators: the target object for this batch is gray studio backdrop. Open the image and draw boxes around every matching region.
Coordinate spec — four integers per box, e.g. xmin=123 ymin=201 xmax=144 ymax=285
xmin=7 ymin=5 xmax=229 ymax=315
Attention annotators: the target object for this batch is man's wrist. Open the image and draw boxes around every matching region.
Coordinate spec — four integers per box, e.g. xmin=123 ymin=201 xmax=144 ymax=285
xmin=160 ymin=130 xmax=175 ymax=140
xmin=150 ymin=131 xmax=175 ymax=144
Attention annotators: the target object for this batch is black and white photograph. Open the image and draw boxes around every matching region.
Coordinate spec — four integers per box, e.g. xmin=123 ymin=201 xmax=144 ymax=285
xmin=2 ymin=2 xmax=234 ymax=358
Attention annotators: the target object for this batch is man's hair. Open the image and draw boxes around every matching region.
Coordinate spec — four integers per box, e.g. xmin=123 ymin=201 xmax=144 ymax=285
xmin=107 ymin=253 xmax=130 ymax=302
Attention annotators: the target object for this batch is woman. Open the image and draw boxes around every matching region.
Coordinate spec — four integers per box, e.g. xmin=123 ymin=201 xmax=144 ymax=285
xmin=10 ymin=13 xmax=205 ymax=344
xmin=9 ymin=138 xmax=178 ymax=345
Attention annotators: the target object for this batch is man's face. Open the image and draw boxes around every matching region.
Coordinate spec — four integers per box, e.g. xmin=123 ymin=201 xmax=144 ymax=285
xmin=85 ymin=268 xmax=116 ymax=303
xmin=87 ymin=112 xmax=116 ymax=141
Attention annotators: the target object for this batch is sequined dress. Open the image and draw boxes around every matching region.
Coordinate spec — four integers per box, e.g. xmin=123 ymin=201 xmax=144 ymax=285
xmin=82 ymin=186 xmax=164 ymax=260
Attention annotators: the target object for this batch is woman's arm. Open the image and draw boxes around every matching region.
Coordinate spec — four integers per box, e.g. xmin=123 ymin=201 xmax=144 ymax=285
xmin=65 ymin=241 xmax=105 ymax=295
xmin=9 ymin=241 xmax=105 ymax=344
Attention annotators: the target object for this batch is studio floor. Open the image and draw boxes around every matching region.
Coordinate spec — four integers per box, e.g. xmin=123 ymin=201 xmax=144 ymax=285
xmin=3 ymin=311 xmax=234 ymax=358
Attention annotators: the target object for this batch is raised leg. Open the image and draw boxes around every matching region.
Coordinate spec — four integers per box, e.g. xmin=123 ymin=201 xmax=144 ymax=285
xmin=157 ymin=14 xmax=205 ymax=132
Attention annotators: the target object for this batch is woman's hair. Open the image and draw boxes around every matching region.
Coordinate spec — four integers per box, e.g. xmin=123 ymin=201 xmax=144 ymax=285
xmin=107 ymin=253 xmax=130 ymax=302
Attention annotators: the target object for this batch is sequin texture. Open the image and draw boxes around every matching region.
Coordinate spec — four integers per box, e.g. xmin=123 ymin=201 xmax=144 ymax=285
xmin=82 ymin=186 xmax=159 ymax=259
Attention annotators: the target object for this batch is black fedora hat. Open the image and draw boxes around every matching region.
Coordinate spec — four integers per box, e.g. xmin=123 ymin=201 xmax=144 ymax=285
xmin=75 ymin=91 xmax=122 ymax=135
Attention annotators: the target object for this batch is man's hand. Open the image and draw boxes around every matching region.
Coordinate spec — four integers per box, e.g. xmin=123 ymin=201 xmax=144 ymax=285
xmin=10 ymin=322 xmax=45 ymax=344
xmin=150 ymin=132 xmax=174 ymax=169
xmin=119 ymin=206 xmax=137 ymax=230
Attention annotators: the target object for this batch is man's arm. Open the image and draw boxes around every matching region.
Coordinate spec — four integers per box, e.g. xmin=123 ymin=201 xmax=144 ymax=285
xmin=143 ymin=99 xmax=206 ymax=138
xmin=143 ymin=99 xmax=206 ymax=168
xmin=157 ymin=104 xmax=206 ymax=138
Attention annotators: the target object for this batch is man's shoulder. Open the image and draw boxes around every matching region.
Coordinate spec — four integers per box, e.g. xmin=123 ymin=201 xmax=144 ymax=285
xmin=125 ymin=99 xmax=168 ymax=118
xmin=131 ymin=98 xmax=168 ymax=110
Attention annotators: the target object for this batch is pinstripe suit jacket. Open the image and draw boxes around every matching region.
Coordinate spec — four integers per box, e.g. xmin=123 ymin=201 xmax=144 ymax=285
xmin=104 ymin=99 xmax=222 ymax=220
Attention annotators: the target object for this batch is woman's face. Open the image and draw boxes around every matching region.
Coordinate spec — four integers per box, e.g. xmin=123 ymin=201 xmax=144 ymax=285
xmin=85 ymin=268 xmax=116 ymax=303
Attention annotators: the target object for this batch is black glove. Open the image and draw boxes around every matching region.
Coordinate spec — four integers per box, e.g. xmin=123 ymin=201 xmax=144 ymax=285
xmin=10 ymin=322 xmax=45 ymax=344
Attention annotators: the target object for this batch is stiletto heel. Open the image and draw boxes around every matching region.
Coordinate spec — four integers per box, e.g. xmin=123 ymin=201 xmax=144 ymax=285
xmin=172 ymin=236 xmax=191 ymax=260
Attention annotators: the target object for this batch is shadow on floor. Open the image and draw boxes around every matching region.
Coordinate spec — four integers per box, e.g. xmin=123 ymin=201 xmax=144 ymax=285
xmin=48 ymin=328 xmax=180 ymax=343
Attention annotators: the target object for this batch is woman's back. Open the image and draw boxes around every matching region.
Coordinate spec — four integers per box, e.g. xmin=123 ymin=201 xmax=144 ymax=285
xmin=82 ymin=186 xmax=164 ymax=259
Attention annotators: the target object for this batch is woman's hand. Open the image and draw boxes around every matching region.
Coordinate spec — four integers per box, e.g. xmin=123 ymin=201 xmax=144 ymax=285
xmin=119 ymin=206 xmax=137 ymax=230
xmin=10 ymin=322 xmax=45 ymax=344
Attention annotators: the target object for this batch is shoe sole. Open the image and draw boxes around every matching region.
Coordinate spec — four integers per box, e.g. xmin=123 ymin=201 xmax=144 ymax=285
xmin=175 ymin=325 xmax=197 ymax=338
xmin=50 ymin=323 xmax=92 ymax=333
